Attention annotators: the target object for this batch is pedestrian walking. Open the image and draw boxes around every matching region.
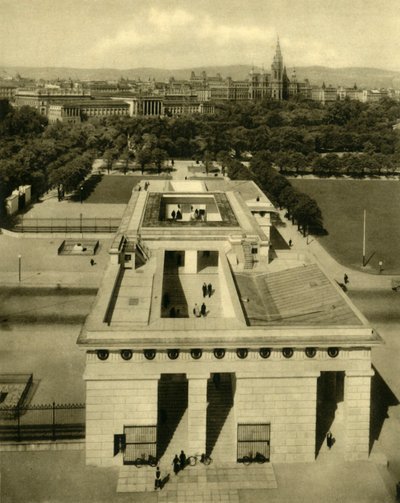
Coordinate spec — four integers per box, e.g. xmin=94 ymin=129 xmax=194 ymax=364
xmin=207 ymin=283 xmax=212 ymax=297
xmin=202 ymin=282 xmax=207 ymax=298
xmin=90 ymin=259 xmax=95 ymax=266
xmin=200 ymin=302 xmax=207 ymax=317
xmin=379 ymin=260 xmax=383 ymax=273
xmin=193 ymin=303 xmax=200 ymax=317
xmin=289 ymin=239 xmax=292 ymax=247
xmin=172 ymin=454 xmax=180 ymax=475
xmin=344 ymin=273 xmax=349 ymax=284
xmin=179 ymin=450 xmax=187 ymax=470
xmin=326 ymin=431 xmax=333 ymax=450
xmin=154 ymin=466 xmax=161 ymax=490
xmin=171 ymin=210 xmax=176 ymax=220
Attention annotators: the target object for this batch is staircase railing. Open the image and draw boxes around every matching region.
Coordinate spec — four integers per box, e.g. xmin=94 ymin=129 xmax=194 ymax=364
xmin=136 ymin=237 xmax=151 ymax=261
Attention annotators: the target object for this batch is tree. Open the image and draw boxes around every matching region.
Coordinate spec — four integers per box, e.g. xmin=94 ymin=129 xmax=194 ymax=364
xmin=152 ymin=148 xmax=167 ymax=174
xmin=293 ymin=195 xmax=323 ymax=235
xmin=103 ymin=148 xmax=118 ymax=174
xmin=136 ymin=148 xmax=153 ymax=175
xmin=120 ymin=148 xmax=133 ymax=174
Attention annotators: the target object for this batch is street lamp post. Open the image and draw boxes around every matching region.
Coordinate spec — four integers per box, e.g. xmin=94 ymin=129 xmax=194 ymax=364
xmin=18 ymin=254 xmax=22 ymax=282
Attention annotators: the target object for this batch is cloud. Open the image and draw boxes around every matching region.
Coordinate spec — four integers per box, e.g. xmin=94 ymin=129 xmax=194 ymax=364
xmin=148 ymin=7 xmax=194 ymax=30
xmin=88 ymin=6 xmax=277 ymax=68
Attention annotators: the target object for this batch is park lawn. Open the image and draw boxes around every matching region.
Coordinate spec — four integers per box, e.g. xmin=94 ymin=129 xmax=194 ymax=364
xmin=83 ymin=175 xmax=138 ymax=204
xmin=290 ymin=179 xmax=400 ymax=274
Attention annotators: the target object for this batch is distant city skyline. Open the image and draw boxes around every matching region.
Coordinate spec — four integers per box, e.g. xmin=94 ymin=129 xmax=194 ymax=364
xmin=1 ymin=0 xmax=400 ymax=71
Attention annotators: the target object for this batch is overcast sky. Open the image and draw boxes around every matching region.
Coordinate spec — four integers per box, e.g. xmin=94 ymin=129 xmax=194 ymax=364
xmin=0 ymin=0 xmax=399 ymax=70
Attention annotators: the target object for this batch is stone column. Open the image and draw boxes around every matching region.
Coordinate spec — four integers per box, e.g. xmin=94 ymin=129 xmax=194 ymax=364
xmin=344 ymin=369 xmax=374 ymax=461
xmin=184 ymin=250 xmax=198 ymax=274
xmin=187 ymin=373 xmax=208 ymax=455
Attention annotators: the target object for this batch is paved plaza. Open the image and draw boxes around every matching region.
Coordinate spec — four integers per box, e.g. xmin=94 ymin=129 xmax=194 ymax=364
xmin=0 ymin=450 xmax=394 ymax=503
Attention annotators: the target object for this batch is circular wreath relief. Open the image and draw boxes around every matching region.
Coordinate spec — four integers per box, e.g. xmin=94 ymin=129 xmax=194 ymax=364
xmin=282 ymin=348 xmax=294 ymax=359
xmin=214 ymin=348 xmax=226 ymax=359
xmin=144 ymin=349 xmax=156 ymax=360
xmin=259 ymin=348 xmax=271 ymax=359
xmin=167 ymin=349 xmax=179 ymax=360
xmin=120 ymin=349 xmax=133 ymax=361
xmin=191 ymin=348 xmax=202 ymax=360
xmin=305 ymin=347 xmax=317 ymax=358
xmin=327 ymin=347 xmax=340 ymax=358
xmin=97 ymin=349 xmax=109 ymax=361
xmin=236 ymin=348 xmax=248 ymax=359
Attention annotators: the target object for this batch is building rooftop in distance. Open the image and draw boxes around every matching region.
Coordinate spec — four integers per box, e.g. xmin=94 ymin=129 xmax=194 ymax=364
xmin=78 ymin=180 xmax=380 ymax=349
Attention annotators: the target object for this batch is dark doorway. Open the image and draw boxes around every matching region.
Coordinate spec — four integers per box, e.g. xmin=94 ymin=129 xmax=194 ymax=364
xmin=164 ymin=251 xmax=185 ymax=271
xmin=315 ymin=371 xmax=344 ymax=457
xmin=162 ymin=251 xmax=188 ymax=318
xmin=197 ymin=250 xmax=219 ymax=272
xmin=157 ymin=374 xmax=188 ymax=459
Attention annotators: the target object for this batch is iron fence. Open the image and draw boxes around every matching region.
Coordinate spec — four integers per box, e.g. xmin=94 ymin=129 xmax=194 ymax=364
xmin=237 ymin=423 xmax=270 ymax=462
xmin=0 ymin=402 xmax=85 ymax=442
xmin=14 ymin=217 xmax=120 ymax=233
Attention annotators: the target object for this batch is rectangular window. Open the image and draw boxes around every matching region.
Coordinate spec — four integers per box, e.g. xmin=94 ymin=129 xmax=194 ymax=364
xmin=237 ymin=423 xmax=270 ymax=462
xmin=123 ymin=425 xmax=157 ymax=464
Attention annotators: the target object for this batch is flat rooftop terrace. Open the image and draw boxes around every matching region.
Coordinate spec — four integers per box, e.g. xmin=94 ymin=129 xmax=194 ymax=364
xmin=79 ymin=253 xmax=381 ymax=349
xmin=141 ymin=192 xmax=239 ymax=227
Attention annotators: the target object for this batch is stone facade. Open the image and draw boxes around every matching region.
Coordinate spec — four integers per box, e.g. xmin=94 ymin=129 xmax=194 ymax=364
xmin=85 ymin=377 xmax=158 ymax=466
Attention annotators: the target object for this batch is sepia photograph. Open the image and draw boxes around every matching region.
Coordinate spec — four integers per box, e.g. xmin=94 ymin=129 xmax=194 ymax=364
xmin=0 ymin=0 xmax=400 ymax=501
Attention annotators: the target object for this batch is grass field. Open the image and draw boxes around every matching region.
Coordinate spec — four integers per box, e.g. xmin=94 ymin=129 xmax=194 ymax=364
xmin=83 ymin=175 xmax=138 ymax=204
xmin=290 ymin=179 xmax=400 ymax=274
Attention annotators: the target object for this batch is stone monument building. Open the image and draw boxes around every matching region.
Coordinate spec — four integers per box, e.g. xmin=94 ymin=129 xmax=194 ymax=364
xmin=78 ymin=179 xmax=380 ymax=467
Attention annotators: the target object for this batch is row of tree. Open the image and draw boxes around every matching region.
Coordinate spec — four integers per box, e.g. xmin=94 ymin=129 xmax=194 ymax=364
xmin=100 ymin=97 xmax=400 ymax=172
xmin=1 ymin=96 xmax=399 ymax=219
xmin=226 ymin=152 xmax=323 ymax=236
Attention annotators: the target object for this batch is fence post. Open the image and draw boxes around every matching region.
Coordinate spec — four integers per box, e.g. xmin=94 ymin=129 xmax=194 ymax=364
xmin=52 ymin=401 xmax=56 ymax=441
xmin=17 ymin=405 xmax=21 ymax=442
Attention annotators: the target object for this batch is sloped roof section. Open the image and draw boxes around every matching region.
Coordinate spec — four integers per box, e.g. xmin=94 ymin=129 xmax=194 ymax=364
xmin=234 ymin=264 xmax=362 ymax=326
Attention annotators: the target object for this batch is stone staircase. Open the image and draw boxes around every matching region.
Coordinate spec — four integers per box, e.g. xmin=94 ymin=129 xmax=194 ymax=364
xmin=206 ymin=375 xmax=234 ymax=461
xmin=157 ymin=463 xmax=277 ymax=502
xmin=118 ymin=462 xmax=278 ymax=499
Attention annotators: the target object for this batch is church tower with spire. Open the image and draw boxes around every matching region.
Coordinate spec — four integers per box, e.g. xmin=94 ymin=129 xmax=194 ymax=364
xmin=270 ymin=37 xmax=284 ymax=100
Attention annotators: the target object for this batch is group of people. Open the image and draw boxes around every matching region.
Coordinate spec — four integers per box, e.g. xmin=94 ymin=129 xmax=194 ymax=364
xmin=172 ymin=450 xmax=188 ymax=475
xmin=170 ymin=209 xmax=182 ymax=220
xmin=193 ymin=282 xmax=214 ymax=317
xmin=154 ymin=450 xmax=188 ymax=490
xmin=190 ymin=208 xmax=206 ymax=221
xmin=193 ymin=302 xmax=207 ymax=317
xmin=202 ymin=282 xmax=213 ymax=298
xmin=137 ymin=181 xmax=150 ymax=192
